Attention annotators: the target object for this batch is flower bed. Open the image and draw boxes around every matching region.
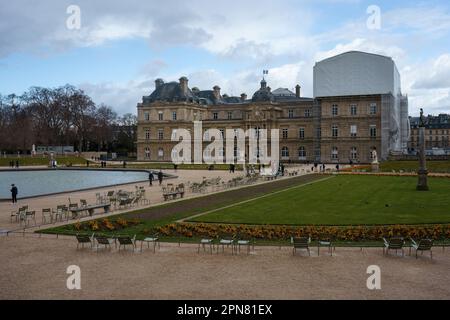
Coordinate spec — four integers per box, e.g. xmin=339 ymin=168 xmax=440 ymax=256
xmin=73 ymin=218 xmax=141 ymax=232
xmin=157 ymin=222 xmax=450 ymax=241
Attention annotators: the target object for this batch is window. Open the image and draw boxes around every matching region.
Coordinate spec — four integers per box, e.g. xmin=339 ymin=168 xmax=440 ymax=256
xmin=317 ymin=127 xmax=322 ymax=139
xmin=144 ymin=112 xmax=150 ymax=121
xmin=158 ymin=148 xmax=164 ymax=158
xmin=370 ymin=103 xmax=377 ymax=115
xmin=350 ymin=147 xmax=358 ymax=160
xmin=370 ymin=125 xmax=377 ymax=139
xmin=350 ymin=104 xmax=357 ymax=116
xmin=144 ymin=147 xmax=150 ymax=159
xmin=281 ymin=147 xmax=289 ymax=158
xmin=145 ymin=129 xmax=150 ymax=140
xmin=288 ymin=110 xmax=294 ymax=119
xmin=171 ymin=129 xmax=177 ymax=140
xmin=158 ymin=129 xmax=164 ymax=140
xmin=172 ymin=111 xmax=177 ymax=121
xmin=304 ymin=109 xmax=311 ymax=117
xmin=331 ymin=147 xmax=338 ymax=160
xmin=204 ymin=130 xmax=210 ymax=140
xmin=282 ymin=129 xmax=289 ymax=139
xmin=158 ymin=111 xmax=163 ymax=121
xmin=332 ymin=104 xmax=339 ymax=116
xmin=299 ymin=127 xmax=305 ymax=140
xmin=332 ymin=125 xmax=339 ymax=138
xmin=213 ymin=112 xmax=218 ymax=120
xmin=298 ymin=146 xmax=306 ymax=159
xmin=350 ymin=125 xmax=357 ymax=137
xmin=220 ymin=129 xmax=225 ymax=138
xmin=228 ymin=112 xmax=233 ymax=120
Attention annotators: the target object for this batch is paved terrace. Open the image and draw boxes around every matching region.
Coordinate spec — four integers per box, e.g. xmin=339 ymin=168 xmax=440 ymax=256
xmin=0 ymin=234 xmax=448 ymax=299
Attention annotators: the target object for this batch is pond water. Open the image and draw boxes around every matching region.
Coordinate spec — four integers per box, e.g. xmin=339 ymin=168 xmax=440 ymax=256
xmin=0 ymin=170 xmax=150 ymax=199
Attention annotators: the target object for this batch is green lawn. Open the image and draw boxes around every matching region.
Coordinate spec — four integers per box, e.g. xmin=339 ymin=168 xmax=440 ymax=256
xmin=190 ymin=175 xmax=450 ymax=226
xmin=0 ymin=156 xmax=87 ymax=167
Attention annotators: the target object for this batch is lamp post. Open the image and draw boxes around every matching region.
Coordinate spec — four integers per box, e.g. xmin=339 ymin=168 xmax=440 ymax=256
xmin=417 ymin=108 xmax=429 ymax=191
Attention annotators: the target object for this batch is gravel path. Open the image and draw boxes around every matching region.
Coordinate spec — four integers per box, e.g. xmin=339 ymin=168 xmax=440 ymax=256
xmin=1 ymin=235 xmax=449 ymax=300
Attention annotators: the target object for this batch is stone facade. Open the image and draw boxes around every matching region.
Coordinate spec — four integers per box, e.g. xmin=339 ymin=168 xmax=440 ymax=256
xmin=137 ymin=77 xmax=384 ymax=164
xmin=409 ymin=114 xmax=450 ymax=151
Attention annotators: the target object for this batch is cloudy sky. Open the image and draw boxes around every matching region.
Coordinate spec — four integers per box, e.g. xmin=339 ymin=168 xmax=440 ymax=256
xmin=1 ymin=0 xmax=450 ymax=116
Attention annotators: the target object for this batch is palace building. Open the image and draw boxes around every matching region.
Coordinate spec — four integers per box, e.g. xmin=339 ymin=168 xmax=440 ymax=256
xmin=136 ymin=51 xmax=410 ymax=164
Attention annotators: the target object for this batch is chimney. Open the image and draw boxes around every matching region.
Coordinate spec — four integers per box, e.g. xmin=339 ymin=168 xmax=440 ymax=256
xmin=213 ymin=85 xmax=221 ymax=100
xmin=191 ymin=87 xmax=200 ymax=95
xmin=240 ymin=93 xmax=247 ymax=102
xmin=155 ymin=78 xmax=164 ymax=89
xmin=295 ymin=85 xmax=301 ymax=98
xmin=179 ymin=77 xmax=189 ymax=93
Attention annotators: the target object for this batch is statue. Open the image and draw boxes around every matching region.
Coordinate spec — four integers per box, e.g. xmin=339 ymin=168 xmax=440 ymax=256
xmin=371 ymin=149 xmax=378 ymax=164
xmin=419 ymin=108 xmax=425 ymax=127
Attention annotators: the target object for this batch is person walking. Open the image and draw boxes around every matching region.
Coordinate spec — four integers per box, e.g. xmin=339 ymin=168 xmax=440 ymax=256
xmin=158 ymin=170 xmax=163 ymax=186
xmin=149 ymin=171 xmax=154 ymax=186
xmin=11 ymin=184 xmax=18 ymax=204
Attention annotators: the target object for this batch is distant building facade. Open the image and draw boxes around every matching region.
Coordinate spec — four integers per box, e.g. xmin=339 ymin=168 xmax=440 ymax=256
xmin=136 ymin=51 xmax=409 ymax=164
xmin=36 ymin=146 xmax=75 ymax=154
xmin=409 ymin=114 xmax=450 ymax=152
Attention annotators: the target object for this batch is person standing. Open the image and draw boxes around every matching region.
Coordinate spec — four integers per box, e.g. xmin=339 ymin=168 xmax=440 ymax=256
xmin=15 ymin=160 xmax=19 ymax=168
xmin=149 ymin=171 xmax=154 ymax=186
xmin=11 ymin=184 xmax=18 ymax=204
xmin=158 ymin=170 xmax=163 ymax=186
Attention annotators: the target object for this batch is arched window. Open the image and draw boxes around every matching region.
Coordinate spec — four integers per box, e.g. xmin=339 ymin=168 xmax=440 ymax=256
xmin=298 ymin=146 xmax=306 ymax=159
xmin=331 ymin=147 xmax=338 ymax=160
xmin=281 ymin=147 xmax=289 ymax=158
xmin=350 ymin=147 xmax=357 ymax=160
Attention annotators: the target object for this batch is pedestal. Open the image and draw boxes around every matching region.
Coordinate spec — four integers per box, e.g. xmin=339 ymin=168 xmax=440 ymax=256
xmin=371 ymin=162 xmax=380 ymax=173
xmin=416 ymin=126 xmax=429 ymax=191
xmin=416 ymin=169 xmax=429 ymax=191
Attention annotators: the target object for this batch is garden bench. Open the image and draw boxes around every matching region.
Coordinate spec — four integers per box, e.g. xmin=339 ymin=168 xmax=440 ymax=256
xmin=70 ymin=203 xmax=111 ymax=217
xmin=163 ymin=191 xmax=184 ymax=201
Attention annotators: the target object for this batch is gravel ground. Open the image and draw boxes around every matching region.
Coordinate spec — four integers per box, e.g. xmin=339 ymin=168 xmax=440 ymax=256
xmin=1 ymin=235 xmax=449 ymax=300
